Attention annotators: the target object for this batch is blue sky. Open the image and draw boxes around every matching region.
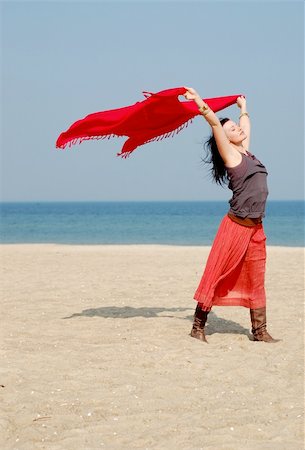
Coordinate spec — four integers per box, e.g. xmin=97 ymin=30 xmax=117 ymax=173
xmin=1 ymin=1 xmax=304 ymax=201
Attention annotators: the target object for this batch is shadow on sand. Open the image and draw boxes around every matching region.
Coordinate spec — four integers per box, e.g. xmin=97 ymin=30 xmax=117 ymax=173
xmin=63 ymin=305 xmax=251 ymax=338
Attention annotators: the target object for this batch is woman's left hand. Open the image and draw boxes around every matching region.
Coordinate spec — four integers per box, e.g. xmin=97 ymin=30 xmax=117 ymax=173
xmin=237 ymin=96 xmax=246 ymax=108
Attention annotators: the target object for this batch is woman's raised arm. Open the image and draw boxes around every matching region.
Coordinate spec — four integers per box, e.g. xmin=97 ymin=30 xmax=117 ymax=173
xmin=237 ymin=96 xmax=251 ymax=151
xmin=183 ymin=87 xmax=235 ymax=165
xmin=183 ymin=86 xmax=220 ymax=127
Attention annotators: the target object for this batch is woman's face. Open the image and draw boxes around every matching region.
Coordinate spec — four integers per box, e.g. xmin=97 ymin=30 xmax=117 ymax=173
xmin=223 ymin=120 xmax=247 ymax=144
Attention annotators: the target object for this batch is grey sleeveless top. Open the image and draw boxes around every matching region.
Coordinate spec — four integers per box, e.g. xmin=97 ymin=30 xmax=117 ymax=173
xmin=225 ymin=151 xmax=269 ymax=219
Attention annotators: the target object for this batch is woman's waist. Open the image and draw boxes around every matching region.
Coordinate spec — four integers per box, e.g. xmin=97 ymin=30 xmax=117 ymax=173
xmin=227 ymin=212 xmax=262 ymax=227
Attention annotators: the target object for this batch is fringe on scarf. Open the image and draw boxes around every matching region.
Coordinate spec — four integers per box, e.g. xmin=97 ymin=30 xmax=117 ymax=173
xmin=56 ymin=133 xmax=123 ymax=150
xmin=116 ymin=118 xmax=194 ymax=159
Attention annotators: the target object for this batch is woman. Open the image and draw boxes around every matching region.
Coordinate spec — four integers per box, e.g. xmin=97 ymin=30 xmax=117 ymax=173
xmin=183 ymin=86 xmax=280 ymax=344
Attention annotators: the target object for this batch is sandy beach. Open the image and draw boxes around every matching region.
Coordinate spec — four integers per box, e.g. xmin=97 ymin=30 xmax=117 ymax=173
xmin=1 ymin=244 xmax=304 ymax=449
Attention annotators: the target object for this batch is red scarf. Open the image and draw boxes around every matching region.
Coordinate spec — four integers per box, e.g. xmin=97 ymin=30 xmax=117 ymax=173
xmin=56 ymin=87 xmax=242 ymax=158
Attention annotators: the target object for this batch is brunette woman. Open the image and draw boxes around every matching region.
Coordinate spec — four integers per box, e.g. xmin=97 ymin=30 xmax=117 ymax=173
xmin=183 ymin=87 xmax=280 ymax=344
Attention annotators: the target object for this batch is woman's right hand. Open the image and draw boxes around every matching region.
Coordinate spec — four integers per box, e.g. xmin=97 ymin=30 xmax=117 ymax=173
xmin=183 ymin=87 xmax=201 ymax=102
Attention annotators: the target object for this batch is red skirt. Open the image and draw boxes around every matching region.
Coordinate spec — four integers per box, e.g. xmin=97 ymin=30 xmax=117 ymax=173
xmin=194 ymin=214 xmax=267 ymax=311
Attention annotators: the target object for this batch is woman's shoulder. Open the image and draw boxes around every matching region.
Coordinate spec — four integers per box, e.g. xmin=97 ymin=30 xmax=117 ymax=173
xmin=224 ymin=149 xmax=248 ymax=169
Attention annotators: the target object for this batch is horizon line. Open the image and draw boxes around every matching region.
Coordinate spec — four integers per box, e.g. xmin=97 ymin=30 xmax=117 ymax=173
xmin=1 ymin=199 xmax=304 ymax=203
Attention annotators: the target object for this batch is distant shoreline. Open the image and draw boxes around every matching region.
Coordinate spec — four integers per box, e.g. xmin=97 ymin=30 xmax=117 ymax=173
xmin=1 ymin=243 xmax=304 ymax=249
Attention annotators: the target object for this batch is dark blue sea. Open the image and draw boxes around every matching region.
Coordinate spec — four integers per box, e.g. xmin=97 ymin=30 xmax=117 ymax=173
xmin=0 ymin=201 xmax=304 ymax=247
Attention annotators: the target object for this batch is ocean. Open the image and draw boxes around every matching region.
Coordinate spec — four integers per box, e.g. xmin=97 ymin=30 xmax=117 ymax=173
xmin=0 ymin=201 xmax=304 ymax=247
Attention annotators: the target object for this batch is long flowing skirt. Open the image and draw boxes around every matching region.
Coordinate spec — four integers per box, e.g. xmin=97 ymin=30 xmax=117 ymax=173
xmin=194 ymin=214 xmax=267 ymax=311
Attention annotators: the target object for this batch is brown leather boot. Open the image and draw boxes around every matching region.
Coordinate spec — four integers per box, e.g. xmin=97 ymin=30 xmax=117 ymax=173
xmin=190 ymin=304 xmax=209 ymax=343
xmin=250 ymin=307 xmax=281 ymax=343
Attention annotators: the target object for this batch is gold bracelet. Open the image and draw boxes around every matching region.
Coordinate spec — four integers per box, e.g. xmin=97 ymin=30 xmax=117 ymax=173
xmin=239 ymin=112 xmax=249 ymax=119
xmin=199 ymin=104 xmax=211 ymax=116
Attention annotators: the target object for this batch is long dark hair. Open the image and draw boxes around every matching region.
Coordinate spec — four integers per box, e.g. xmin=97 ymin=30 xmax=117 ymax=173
xmin=201 ymin=118 xmax=230 ymax=188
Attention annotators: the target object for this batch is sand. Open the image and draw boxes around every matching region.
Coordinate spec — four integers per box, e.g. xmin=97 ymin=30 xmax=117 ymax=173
xmin=0 ymin=244 xmax=304 ymax=449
